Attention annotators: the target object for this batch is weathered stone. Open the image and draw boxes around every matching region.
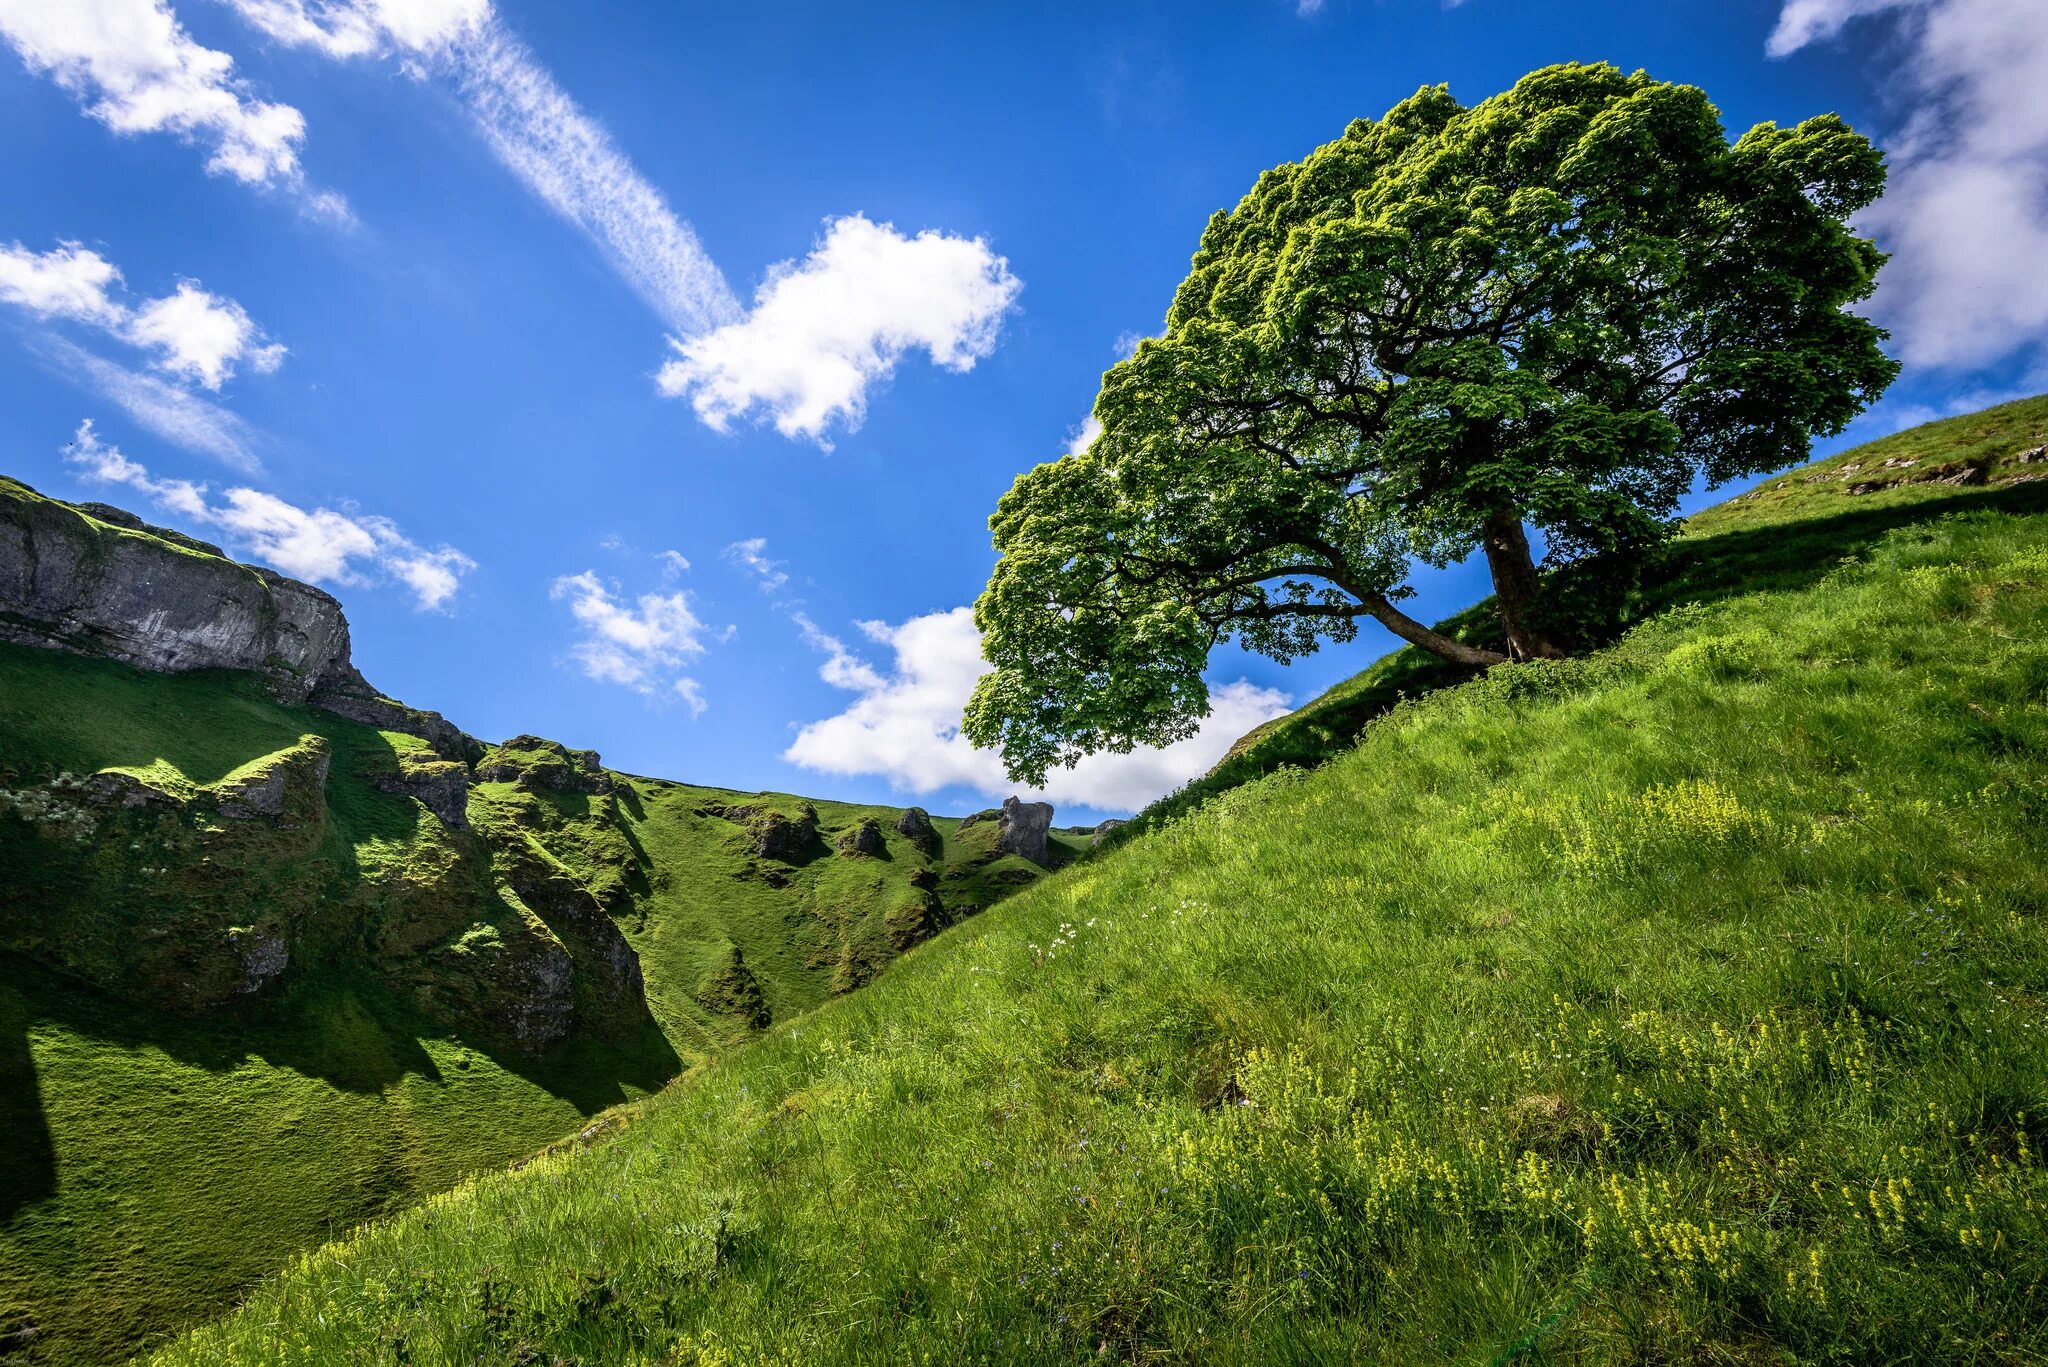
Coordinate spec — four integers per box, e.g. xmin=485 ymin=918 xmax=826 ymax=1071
xmin=373 ymin=755 xmax=471 ymax=829
xmin=229 ymin=927 xmax=289 ymax=995
xmin=995 ymin=796 xmax=1055 ymax=867
xmin=211 ymin=738 xmax=331 ymax=823
xmin=836 ymin=817 xmax=886 ymax=858
xmin=726 ymin=803 xmax=818 ymax=863
xmin=895 ymin=805 xmax=940 ymax=855
xmin=0 ymin=478 xmax=480 ymax=759
xmin=2017 ymin=444 xmax=2046 ymax=464
xmin=0 ymin=478 xmax=350 ymax=701
xmin=474 ymin=735 xmax=615 ymax=794
xmin=1094 ymin=818 xmax=1126 ymax=836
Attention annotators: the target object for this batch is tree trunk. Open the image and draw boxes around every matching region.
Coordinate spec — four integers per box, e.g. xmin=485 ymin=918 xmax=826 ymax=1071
xmin=1479 ymin=511 xmax=1566 ymax=661
xmin=1358 ymin=592 xmax=1507 ymax=669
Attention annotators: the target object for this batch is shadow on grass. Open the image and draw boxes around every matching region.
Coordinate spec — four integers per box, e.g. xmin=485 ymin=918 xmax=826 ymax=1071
xmin=1109 ymin=479 xmax=2048 ymax=848
xmin=0 ymin=953 xmax=681 ymax=1225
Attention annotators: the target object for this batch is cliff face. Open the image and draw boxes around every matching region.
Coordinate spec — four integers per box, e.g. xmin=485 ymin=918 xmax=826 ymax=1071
xmin=0 ymin=477 xmax=1080 ymax=1068
xmin=0 ymin=478 xmax=475 ymax=760
xmin=0 ymin=481 xmax=352 ymax=701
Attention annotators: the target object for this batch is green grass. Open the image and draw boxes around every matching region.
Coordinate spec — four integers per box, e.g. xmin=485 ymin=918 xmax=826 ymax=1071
xmin=146 ymin=430 xmax=2048 ymax=1361
xmin=1 ymin=639 xmax=1070 ymax=1363
xmin=1113 ymin=393 xmax=2048 ymax=846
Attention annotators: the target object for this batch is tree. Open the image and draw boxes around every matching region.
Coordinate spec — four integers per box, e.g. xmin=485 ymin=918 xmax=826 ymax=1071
xmin=964 ymin=62 xmax=1897 ymax=786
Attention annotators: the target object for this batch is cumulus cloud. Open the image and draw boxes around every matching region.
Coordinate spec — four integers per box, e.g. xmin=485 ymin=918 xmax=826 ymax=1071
xmin=64 ymin=420 xmax=473 ymax=607
xmin=0 ymin=0 xmax=317 ymax=193
xmin=723 ymin=537 xmax=789 ymax=594
xmin=1066 ymin=413 xmax=1103 ymax=457
xmin=657 ymin=215 xmax=1022 ymax=445
xmin=782 ymin=606 xmax=1292 ymax=814
xmin=1770 ymin=0 xmax=2048 ymax=371
xmin=1 ymin=240 xmax=286 ymax=392
xmin=549 ymin=569 xmax=712 ymax=712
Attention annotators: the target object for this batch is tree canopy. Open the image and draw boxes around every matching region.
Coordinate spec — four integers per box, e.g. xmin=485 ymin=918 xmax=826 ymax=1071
xmin=965 ymin=62 xmax=1896 ymax=786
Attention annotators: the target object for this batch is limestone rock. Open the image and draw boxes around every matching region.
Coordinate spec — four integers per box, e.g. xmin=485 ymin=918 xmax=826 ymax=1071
xmin=210 ymin=737 xmax=331 ymax=822
xmin=0 ymin=478 xmax=350 ymax=702
xmin=836 ymin=817 xmax=886 ymax=858
xmin=475 ymin=735 xmax=616 ymax=794
xmin=995 ymin=796 xmax=1055 ymax=867
xmin=895 ymin=805 xmax=940 ymax=856
xmin=373 ymin=754 xmax=471 ymax=829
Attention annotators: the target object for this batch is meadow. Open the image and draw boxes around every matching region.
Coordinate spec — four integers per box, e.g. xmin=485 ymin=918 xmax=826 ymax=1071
xmin=150 ymin=401 xmax=2048 ymax=1363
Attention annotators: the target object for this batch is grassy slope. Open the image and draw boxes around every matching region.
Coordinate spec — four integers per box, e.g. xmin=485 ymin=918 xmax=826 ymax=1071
xmin=0 ymin=648 xmax=1075 ymax=1362
xmin=1117 ymin=394 xmax=2048 ymax=844
xmin=152 ymin=408 xmax=2048 ymax=1362
xmin=0 ymin=647 xmax=676 ymax=1367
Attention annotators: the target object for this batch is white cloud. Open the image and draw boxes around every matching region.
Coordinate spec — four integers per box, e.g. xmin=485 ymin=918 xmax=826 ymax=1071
xmin=782 ymin=606 xmax=1292 ymax=815
xmin=0 ymin=241 xmax=125 ymax=324
xmin=122 ymin=281 xmax=286 ymax=389
xmin=0 ymin=0 xmax=314 ymax=191
xmin=657 ymin=214 xmax=1022 ymax=445
xmin=1771 ymin=0 xmax=2048 ymax=370
xmin=40 ymin=337 xmax=264 ymax=470
xmin=450 ymin=21 xmax=739 ymax=336
xmin=723 ymin=537 xmax=789 ymax=594
xmin=64 ymin=420 xmax=473 ymax=608
xmin=1 ymin=241 xmax=286 ymax=393
xmin=658 ymin=549 xmax=691 ymax=578
xmin=223 ymin=1 xmax=738 ymax=337
xmin=1066 ymin=413 xmax=1102 ymax=457
xmin=549 ymin=569 xmax=712 ymax=708
xmin=222 ymin=0 xmax=486 ymax=58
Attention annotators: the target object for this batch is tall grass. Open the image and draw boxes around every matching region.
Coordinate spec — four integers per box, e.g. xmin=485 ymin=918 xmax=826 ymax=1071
xmin=157 ymin=506 xmax=2048 ymax=1364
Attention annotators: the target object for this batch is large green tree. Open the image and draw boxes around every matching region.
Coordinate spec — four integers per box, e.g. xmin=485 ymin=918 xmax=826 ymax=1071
xmin=965 ymin=62 xmax=1896 ymax=785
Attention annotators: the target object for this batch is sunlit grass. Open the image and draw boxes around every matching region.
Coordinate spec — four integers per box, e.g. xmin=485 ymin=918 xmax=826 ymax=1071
xmin=156 ymin=505 xmax=2048 ymax=1364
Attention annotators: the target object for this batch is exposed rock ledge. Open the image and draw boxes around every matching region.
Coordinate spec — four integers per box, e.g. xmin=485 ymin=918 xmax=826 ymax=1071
xmin=0 ymin=477 xmax=476 ymax=760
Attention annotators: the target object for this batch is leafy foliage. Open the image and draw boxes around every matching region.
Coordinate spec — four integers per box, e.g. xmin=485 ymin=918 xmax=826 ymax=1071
xmin=968 ymin=62 xmax=1895 ymax=784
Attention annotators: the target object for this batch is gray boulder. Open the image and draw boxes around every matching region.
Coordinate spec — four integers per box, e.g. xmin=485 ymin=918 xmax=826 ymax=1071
xmin=995 ymin=796 xmax=1055 ymax=867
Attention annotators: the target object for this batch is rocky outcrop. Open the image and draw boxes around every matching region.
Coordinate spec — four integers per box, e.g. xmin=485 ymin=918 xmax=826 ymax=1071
xmin=495 ymin=834 xmax=649 ymax=1045
xmin=1 ymin=478 xmax=351 ymax=701
xmin=895 ymin=806 xmax=940 ymax=856
xmin=475 ymin=735 xmax=616 ymax=794
xmin=372 ymin=753 xmax=471 ymax=830
xmin=836 ymin=817 xmax=886 ymax=858
xmin=211 ymin=737 xmax=331 ymax=822
xmin=0 ymin=478 xmax=477 ymax=759
xmin=995 ymin=796 xmax=1055 ymax=867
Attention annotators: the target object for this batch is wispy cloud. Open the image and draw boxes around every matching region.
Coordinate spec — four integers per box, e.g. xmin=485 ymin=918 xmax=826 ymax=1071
xmin=549 ymin=568 xmax=713 ymax=712
xmin=658 ymin=214 xmax=1021 ymax=446
xmin=1770 ymin=0 xmax=2048 ymax=372
xmin=0 ymin=0 xmax=338 ymax=210
xmin=222 ymin=0 xmax=739 ymax=337
xmin=39 ymin=338 xmax=264 ymax=471
xmin=2 ymin=239 xmax=286 ymax=392
xmin=782 ymin=605 xmax=1292 ymax=814
xmin=64 ymin=420 xmax=473 ymax=607
xmin=450 ymin=20 xmax=739 ymax=337
xmin=722 ymin=537 xmax=789 ymax=594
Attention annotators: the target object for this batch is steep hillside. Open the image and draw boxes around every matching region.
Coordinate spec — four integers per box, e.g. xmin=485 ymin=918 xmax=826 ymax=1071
xmin=153 ymin=407 xmax=2048 ymax=1362
xmin=0 ymin=481 xmax=1077 ymax=1365
xmin=1116 ymin=393 xmax=2048 ymax=844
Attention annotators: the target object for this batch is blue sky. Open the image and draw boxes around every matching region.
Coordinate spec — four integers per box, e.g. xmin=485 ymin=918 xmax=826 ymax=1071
xmin=1 ymin=0 xmax=2042 ymax=823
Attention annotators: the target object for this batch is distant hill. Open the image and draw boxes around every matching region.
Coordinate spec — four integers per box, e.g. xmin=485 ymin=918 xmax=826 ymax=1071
xmin=0 ymin=479 xmax=1082 ymax=1365
xmin=146 ymin=396 xmax=2048 ymax=1364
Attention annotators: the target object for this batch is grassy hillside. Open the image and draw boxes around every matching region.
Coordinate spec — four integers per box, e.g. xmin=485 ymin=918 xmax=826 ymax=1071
xmin=152 ymin=410 xmax=2048 ymax=1362
xmin=0 ymin=645 xmax=1073 ymax=1362
xmin=1117 ymin=394 xmax=2048 ymax=844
